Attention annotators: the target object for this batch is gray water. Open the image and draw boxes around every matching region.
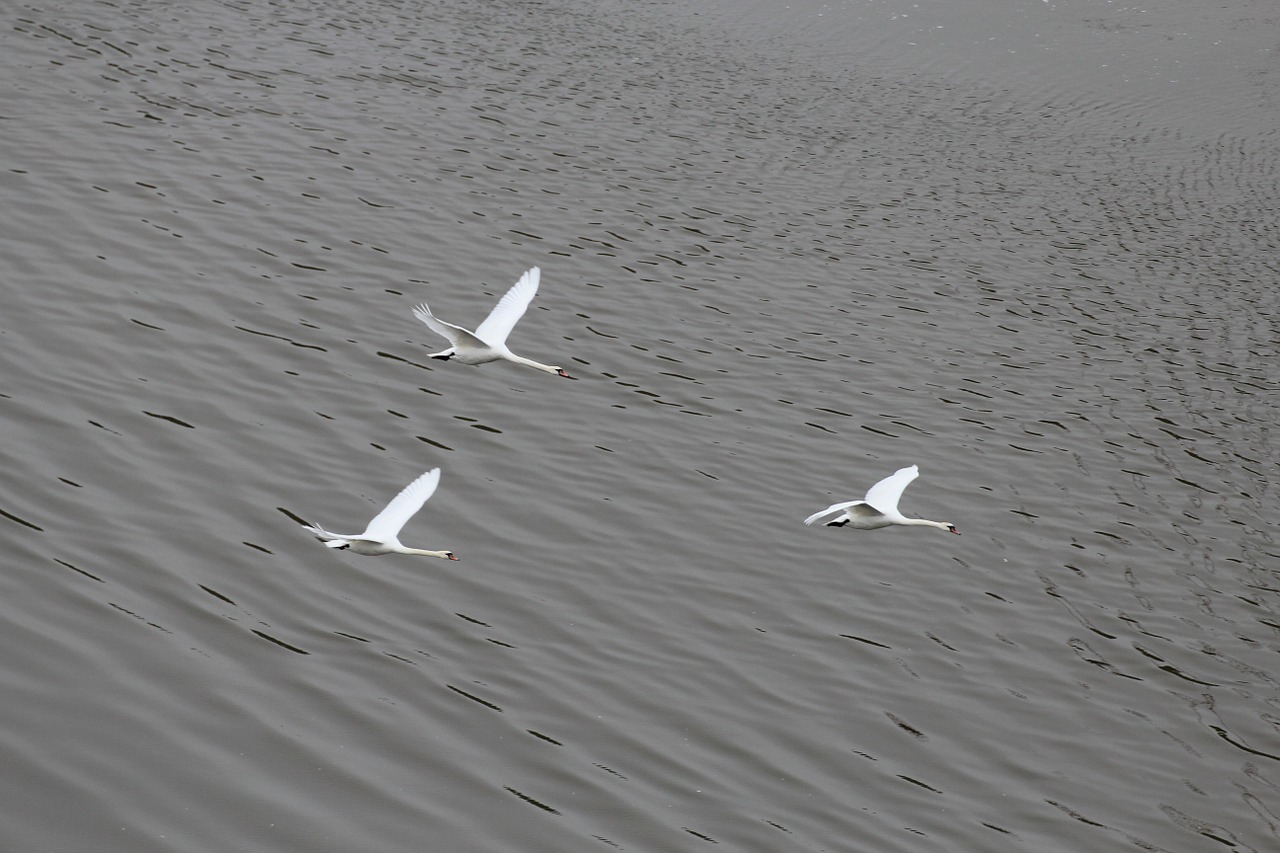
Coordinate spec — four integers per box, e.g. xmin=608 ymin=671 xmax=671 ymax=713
xmin=3 ymin=0 xmax=1278 ymax=850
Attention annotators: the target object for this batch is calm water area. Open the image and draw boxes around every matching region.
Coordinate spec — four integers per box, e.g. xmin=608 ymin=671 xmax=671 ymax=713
xmin=2 ymin=0 xmax=1278 ymax=850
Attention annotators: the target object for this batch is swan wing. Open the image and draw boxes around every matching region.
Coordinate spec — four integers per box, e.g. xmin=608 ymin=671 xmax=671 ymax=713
xmin=413 ymin=303 xmax=487 ymax=350
xmin=303 ymin=523 xmax=355 ymax=547
xmin=361 ymin=468 xmax=441 ymax=541
xmin=804 ymin=499 xmax=863 ymax=526
xmin=474 ymin=267 xmax=540 ymax=347
xmin=863 ymin=465 xmax=919 ymax=516
xmin=303 ymin=522 xmax=342 ymax=540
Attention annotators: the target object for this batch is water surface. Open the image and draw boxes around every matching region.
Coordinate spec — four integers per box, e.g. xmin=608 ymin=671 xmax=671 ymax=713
xmin=2 ymin=0 xmax=1277 ymax=850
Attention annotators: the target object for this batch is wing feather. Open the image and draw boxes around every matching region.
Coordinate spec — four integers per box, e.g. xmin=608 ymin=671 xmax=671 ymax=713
xmin=303 ymin=522 xmax=354 ymax=547
xmin=863 ymin=465 xmax=918 ymax=515
xmin=361 ymin=469 xmax=441 ymax=541
xmin=474 ymin=267 xmax=540 ymax=347
xmin=413 ymin=303 xmax=486 ymax=349
xmin=804 ymin=499 xmax=863 ymax=526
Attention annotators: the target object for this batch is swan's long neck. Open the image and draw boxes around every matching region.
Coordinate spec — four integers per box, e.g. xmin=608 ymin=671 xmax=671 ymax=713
xmin=900 ymin=518 xmax=952 ymax=530
xmin=397 ymin=546 xmax=457 ymax=559
xmin=506 ymin=353 xmax=561 ymax=374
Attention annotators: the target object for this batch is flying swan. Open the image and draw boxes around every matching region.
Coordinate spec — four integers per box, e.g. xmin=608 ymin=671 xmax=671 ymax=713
xmin=302 ymin=468 xmax=459 ymax=558
xmin=412 ymin=267 xmax=573 ymax=378
xmin=804 ymin=465 xmax=959 ymax=534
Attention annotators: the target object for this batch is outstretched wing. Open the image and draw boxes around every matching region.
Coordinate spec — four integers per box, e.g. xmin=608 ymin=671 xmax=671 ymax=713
xmin=804 ymin=499 xmax=861 ymax=526
xmin=804 ymin=500 xmax=887 ymax=526
xmin=474 ymin=267 xmax=540 ymax=347
xmin=412 ymin=303 xmax=486 ymax=349
xmin=361 ymin=468 xmax=441 ymax=541
xmin=302 ymin=522 xmax=353 ymax=547
xmin=863 ymin=465 xmax=919 ymax=516
xmin=303 ymin=522 xmax=338 ymax=539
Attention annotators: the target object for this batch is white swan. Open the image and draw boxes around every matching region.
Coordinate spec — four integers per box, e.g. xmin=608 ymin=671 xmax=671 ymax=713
xmin=412 ymin=267 xmax=573 ymax=378
xmin=804 ymin=465 xmax=959 ymax=534
xmin=302 ymin=468 xmax=459 ymax=558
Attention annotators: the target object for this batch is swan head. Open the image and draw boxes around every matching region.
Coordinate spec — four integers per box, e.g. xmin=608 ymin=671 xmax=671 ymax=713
xmin=445 ymin=551 xmax=459 ymax=561
xmin=945 ymin=523 xmax=960 ymax=535
xmin=554 ymin=367 xmax=575 ymax=379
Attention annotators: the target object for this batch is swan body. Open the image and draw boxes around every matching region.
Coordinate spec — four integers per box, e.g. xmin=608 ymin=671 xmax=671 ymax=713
xmin=303 ymin=468 xmax=459 ymax=559
xmin=804 ymin=465 xmax=959 ymax=534
xmin=412 ymin=267 xmax=572 ymax=378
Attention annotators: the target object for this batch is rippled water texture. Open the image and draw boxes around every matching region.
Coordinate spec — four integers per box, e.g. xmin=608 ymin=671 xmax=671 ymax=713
xmin=2 ymin=0 xmax=1278 ymax=850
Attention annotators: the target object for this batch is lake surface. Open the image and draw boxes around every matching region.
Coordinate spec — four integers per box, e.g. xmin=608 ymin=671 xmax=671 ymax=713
xmin=2 ymin=0 xmax=1278 ymax=850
